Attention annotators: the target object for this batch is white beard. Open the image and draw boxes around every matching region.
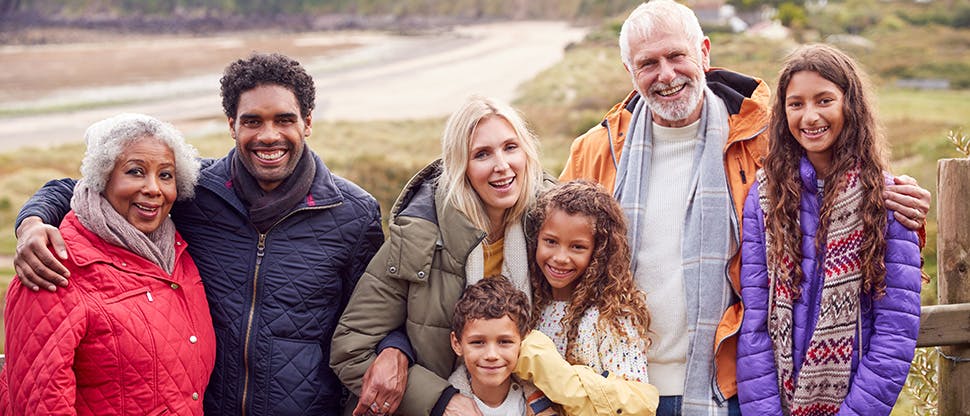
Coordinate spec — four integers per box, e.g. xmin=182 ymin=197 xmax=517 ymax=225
xmin=642 ymin=74 xmax=706 ymax=123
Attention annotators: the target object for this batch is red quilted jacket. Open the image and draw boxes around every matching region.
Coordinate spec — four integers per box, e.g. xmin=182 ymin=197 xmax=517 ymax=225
xmin=0 ymin=211 xmax=215 ymax=415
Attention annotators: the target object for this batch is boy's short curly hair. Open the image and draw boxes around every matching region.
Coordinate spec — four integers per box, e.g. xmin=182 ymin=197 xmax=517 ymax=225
xmin=452 ymin=277 xmax=531 ymax=340
xmin=220 ymin=52 xmax=316 ymax=119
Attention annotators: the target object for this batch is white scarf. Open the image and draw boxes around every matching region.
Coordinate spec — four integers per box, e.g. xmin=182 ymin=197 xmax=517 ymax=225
xmin=464 ymin=221 xmax=532 ymax=301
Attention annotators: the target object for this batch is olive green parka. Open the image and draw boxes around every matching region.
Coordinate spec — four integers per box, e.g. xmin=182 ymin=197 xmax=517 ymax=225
xmin=331 ymin=160 xmax=553 ymax=415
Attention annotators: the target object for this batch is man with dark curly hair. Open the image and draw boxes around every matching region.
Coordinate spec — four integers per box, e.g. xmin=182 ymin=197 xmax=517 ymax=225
xmin=13 ymin=52 xmax=385 ymax=415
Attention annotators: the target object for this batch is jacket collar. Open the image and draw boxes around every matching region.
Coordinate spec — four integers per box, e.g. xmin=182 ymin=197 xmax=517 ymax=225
xmin=434 ymin=180 xmax=487 ymax=261
xmin=605 ymin=68 xmax=770 ymax=149
xmin=197 ymin=147 xmax=344 ymax=216
xmin=707 ymin=68 xmax=771 ymax=148
xmin=799 ymin=156 xmax=821 ymax=194
xmin=390 ymin=159 xmax=441 ymax=222
xmin=390 ymin=159 xmax=484 ymax=256
xmin=62 ymin=211 xmax=188 ymax=278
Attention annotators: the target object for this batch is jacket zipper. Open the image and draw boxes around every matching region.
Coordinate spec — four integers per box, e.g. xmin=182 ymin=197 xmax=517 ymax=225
xmin=811 ymin=183 xmax=826 ymax=362
xmin=605 ymin=120 xmax=619 ymax=169
xmin=736 ymin=155 xmax=747 ymax=184
xmin=238 ymin=203 xmax=341 ymax=415
xmin=721 ymin=131 xmax=763 ymax=297
xmin=240 ymin=233 xmax=266 ymax=416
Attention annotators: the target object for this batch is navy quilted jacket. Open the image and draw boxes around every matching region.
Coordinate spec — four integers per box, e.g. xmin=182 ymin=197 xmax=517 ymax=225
xmin=736 ymin=158 xmax=922 ymax=415
xmin=16 ymin=148 xmax=384 ymax=416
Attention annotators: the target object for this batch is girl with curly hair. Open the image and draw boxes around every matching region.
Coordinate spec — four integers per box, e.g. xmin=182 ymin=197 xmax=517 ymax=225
xmin=736 ymin=44 xmax=922 ymax=416
xmin=526 ymin=180 xmax=652 ymax=383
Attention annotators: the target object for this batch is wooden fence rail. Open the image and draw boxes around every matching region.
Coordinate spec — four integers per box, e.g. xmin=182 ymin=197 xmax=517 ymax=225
xmin=917 ymin=302 xmax=970 ymax=347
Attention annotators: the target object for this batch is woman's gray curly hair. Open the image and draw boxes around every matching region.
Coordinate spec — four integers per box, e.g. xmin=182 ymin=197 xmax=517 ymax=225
xmin=80 ymin=113 xmax=201 ymax=200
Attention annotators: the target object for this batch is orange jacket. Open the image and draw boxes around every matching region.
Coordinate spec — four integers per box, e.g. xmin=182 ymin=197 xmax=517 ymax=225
xmin=560 ymin=68 xmax=771 ymax=399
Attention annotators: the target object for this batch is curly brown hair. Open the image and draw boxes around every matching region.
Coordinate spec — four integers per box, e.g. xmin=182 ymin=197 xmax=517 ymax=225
xmin=526 ymin=180 xmax=651 ymax=363
xmin=220 ymin=52 xmax=316 ymax=119
xmin=764 ymin=44 xmax=888 ymax=299
xmin=452 ymin=276 xmax=532 ymax=340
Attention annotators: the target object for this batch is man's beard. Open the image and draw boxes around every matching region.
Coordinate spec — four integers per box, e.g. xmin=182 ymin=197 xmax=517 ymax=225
xmin=642 ymin=73 xmax=706 ymax=123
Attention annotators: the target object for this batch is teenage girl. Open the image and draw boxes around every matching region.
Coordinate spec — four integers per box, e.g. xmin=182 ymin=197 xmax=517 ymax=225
xmin=526 ymin=180 xmax=652 ymax=383
xmin=736 ymin=44 xmax=922 ymax=416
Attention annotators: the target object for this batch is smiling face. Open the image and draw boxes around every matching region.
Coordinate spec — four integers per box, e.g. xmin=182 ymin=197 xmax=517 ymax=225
xmin=535 ymin=208 xmax=595 ymax=301
xmin=228 ymin=84 xmax=312 ymax=192
xmin=450 ymin=315 xmax=521 ymax=405
xmin=625 ymin=29 xmax=710 ymax=127
xmin=104 ymin=137 xmax=178 ymax=234
xmin=784 ymin=70 xmax=845 ymax=177
xmin=465 ymin=116 xmax=527 ymax=227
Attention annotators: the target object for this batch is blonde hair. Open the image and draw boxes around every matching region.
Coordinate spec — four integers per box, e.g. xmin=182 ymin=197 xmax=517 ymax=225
xmin=439 ymin=95 xmax=543 ymax=234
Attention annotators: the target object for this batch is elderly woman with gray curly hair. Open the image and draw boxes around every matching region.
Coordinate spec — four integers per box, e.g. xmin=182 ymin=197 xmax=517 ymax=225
xmin=0 ymin=113 xmax=214 ymax=415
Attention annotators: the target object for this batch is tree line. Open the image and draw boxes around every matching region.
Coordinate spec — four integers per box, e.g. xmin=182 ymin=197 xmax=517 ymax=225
xmin=0 ymin=0 xmax=647 ymax=20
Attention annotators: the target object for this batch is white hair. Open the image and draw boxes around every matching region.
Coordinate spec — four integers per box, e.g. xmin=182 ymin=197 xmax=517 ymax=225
xmin=619 ymin=0 xmax=706 ymax=68
xmin=80 ymin=113 xmax=201 ymax=200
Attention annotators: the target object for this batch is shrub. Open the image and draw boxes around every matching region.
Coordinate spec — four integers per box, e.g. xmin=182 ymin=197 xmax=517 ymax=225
xmin=905 ymin=347 xmax=939 ymax=416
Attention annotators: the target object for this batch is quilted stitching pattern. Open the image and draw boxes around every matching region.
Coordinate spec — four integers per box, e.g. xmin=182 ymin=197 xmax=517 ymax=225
xmin=736 ymin=163 xmax=922 ymax=416
xmin=169 ymin=152 xmax=383 ymax=416
xmin=0 ymin=213 xmax=215 ymax=415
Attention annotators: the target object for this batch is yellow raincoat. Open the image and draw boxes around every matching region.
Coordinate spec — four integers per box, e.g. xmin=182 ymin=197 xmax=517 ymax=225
xmin=514 ymin=330 xmax=659 ymax=416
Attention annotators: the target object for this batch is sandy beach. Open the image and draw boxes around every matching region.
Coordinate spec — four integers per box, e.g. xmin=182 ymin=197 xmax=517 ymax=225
xmin=0 ymin=21 xmax=588 ymax=150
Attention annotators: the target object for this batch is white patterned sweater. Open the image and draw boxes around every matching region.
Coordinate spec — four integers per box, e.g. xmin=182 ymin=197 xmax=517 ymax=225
xmin=535 ymin=301 xmax=649 ymax=383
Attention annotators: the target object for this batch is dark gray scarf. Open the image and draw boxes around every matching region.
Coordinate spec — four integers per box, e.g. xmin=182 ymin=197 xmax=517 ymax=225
xmin=231 ymin=147 xmax=316 ymax=233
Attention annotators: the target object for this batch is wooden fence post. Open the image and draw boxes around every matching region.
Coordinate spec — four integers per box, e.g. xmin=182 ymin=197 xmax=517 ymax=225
xmin=937 ymin=158 xmax=970 ymax=416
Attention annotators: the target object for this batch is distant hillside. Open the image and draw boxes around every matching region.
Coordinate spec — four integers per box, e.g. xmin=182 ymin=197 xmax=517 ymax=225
xmin=0 ymin=0 xmax=642 ymax=23
xmin=0 ymin=0 xmax=647 ymax=41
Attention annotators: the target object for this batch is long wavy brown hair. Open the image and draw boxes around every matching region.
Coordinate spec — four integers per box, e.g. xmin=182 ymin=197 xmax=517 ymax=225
xmin=763 ymin=44 xmax=888 ymax=299
xmin=526 ymin=180 xmax=651 ymax=363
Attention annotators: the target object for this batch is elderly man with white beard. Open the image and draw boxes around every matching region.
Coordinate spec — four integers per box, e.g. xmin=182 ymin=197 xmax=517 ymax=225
xmin=558 ymin=1 xmax=931 ymax=415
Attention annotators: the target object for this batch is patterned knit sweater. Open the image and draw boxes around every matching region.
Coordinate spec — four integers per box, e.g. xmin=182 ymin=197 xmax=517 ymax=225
xmin=536 ymin=302 xmax=649 ymax=383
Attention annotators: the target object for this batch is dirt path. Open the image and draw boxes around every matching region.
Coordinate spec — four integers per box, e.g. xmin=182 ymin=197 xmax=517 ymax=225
xmin=0 ymin=21 xmax=587 ymax=151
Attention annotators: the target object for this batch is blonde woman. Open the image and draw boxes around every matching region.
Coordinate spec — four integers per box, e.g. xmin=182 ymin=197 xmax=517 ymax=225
xmin=331 ymin=96 xmax=552 ymax=416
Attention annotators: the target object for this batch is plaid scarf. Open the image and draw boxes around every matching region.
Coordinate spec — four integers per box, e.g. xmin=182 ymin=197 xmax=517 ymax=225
xmin=615 ymin=87 xmax=736 ymax=413
xmin=757 ymin=165 xmax=863 ymax=416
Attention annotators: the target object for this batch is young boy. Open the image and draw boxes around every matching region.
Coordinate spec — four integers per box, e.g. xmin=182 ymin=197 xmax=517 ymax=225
xmin=449 ymin=277 xmax=558 ymax=416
